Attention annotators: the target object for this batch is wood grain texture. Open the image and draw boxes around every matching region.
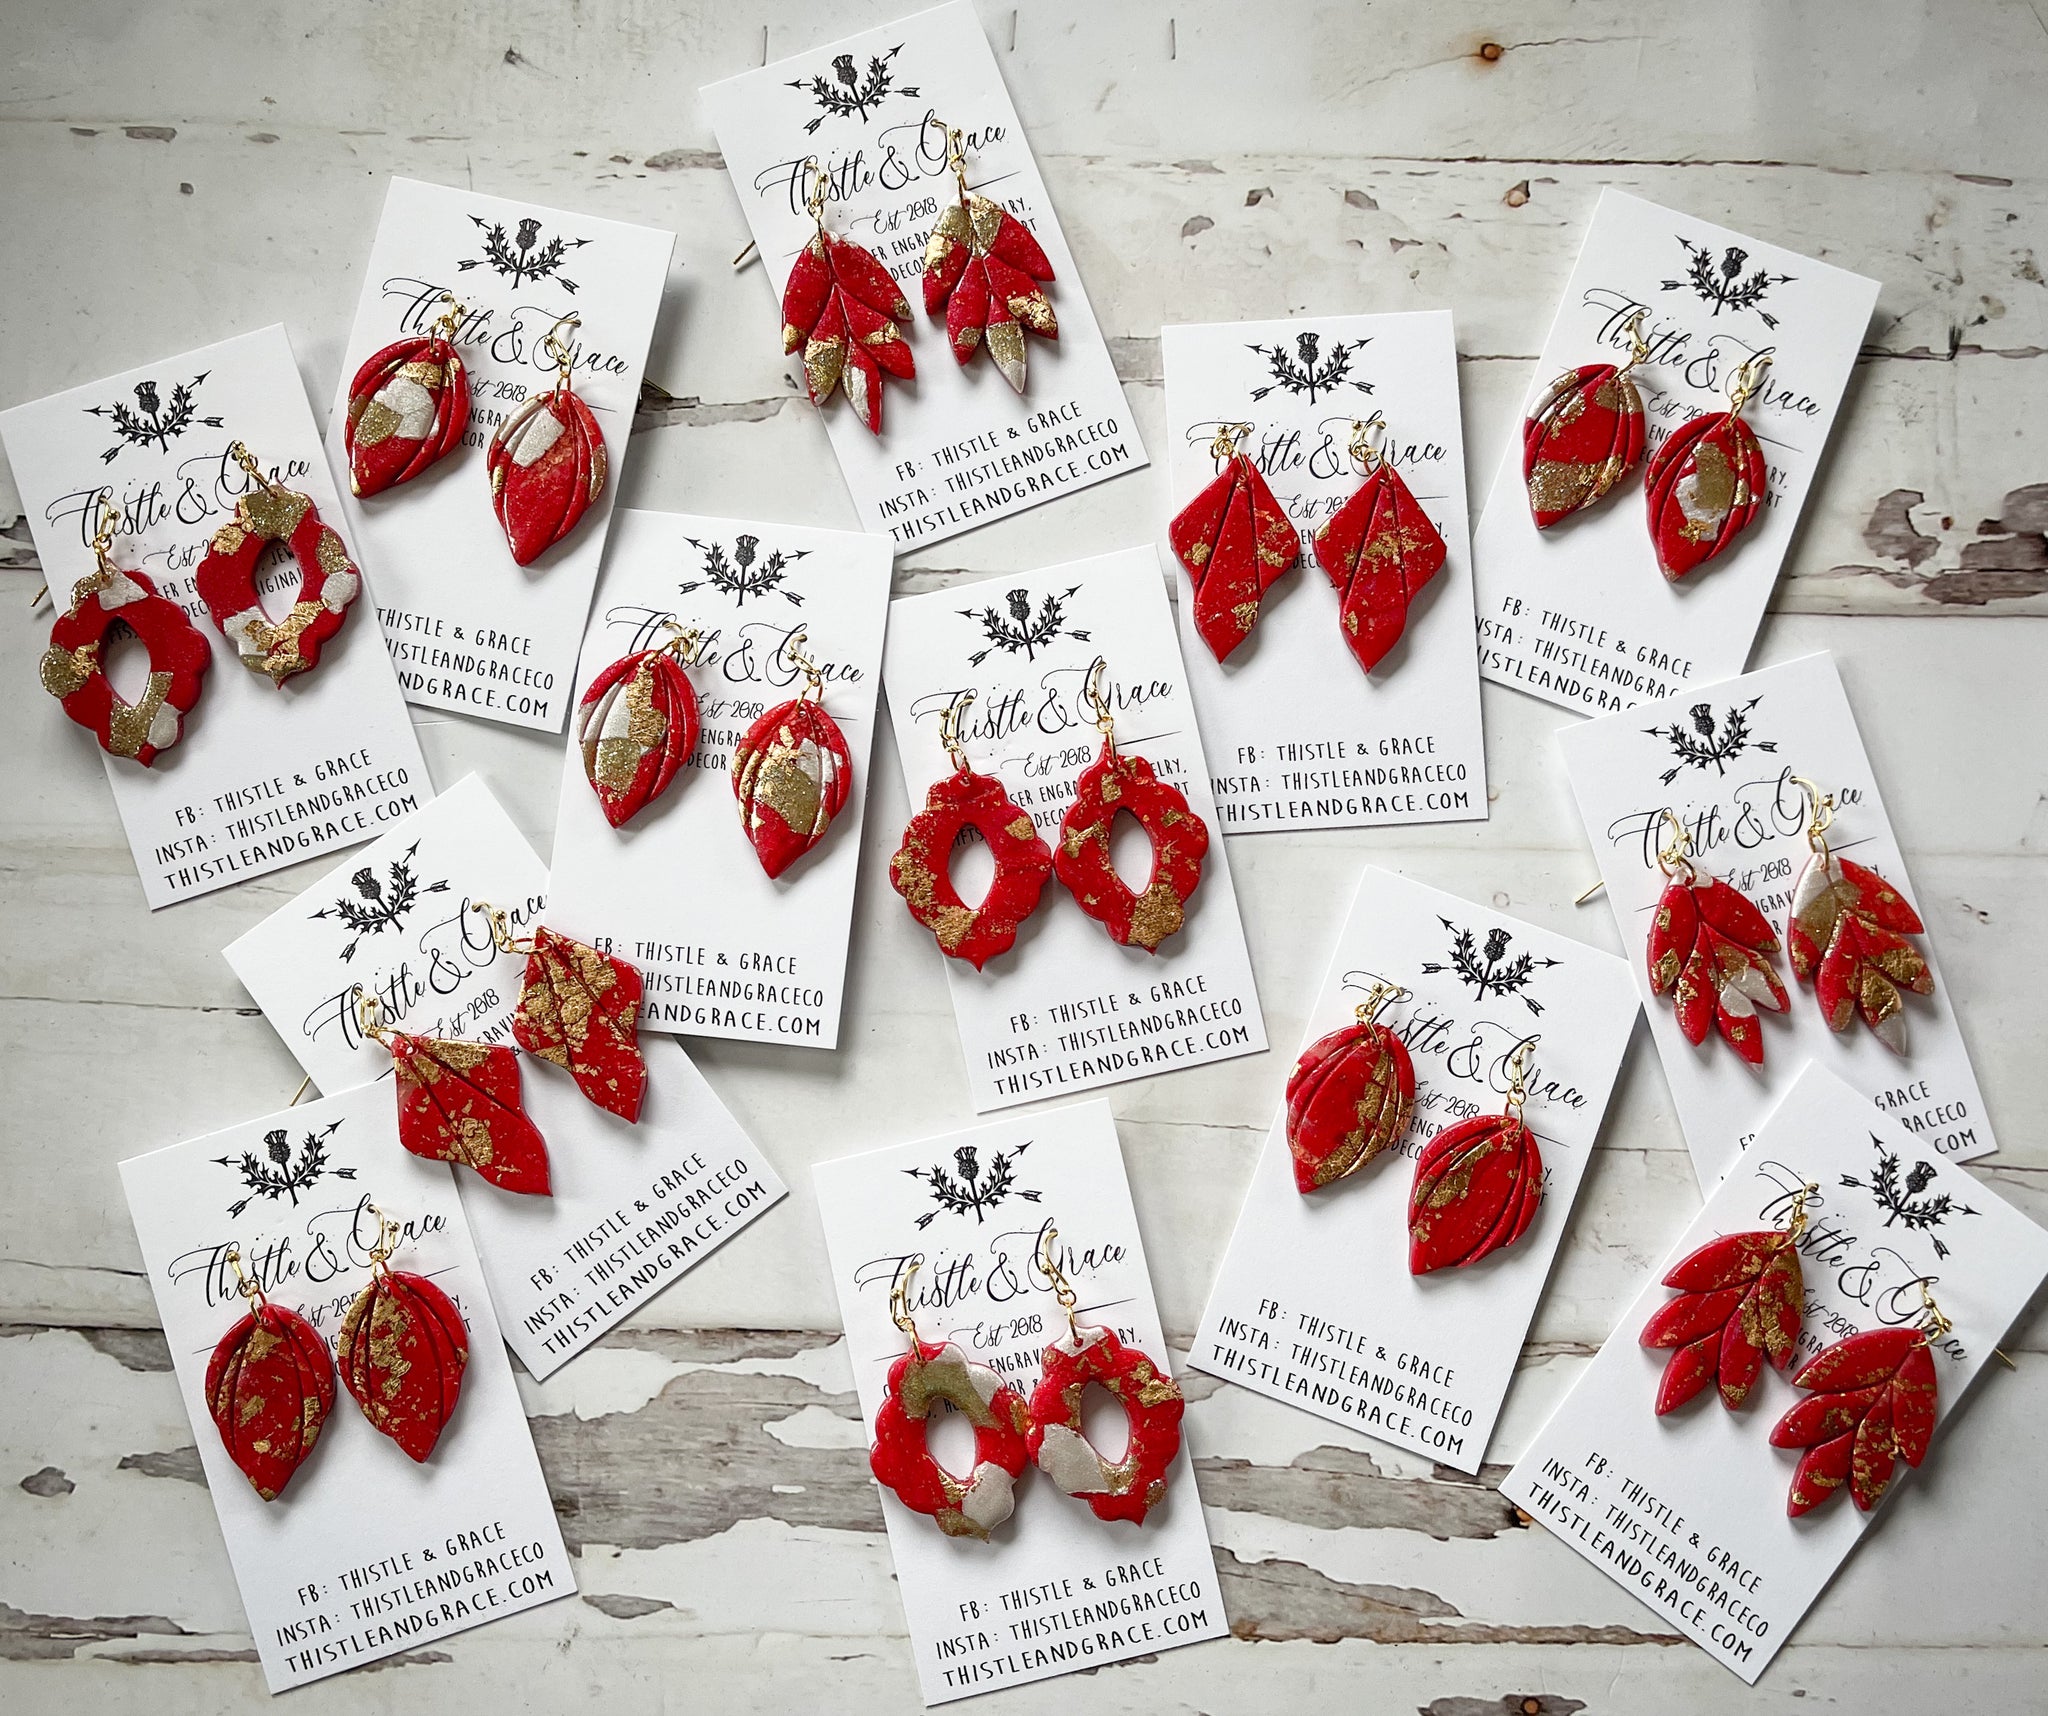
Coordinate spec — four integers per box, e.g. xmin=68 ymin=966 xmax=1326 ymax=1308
xmin=2 ymin=2 xmax=2044 ymax=1710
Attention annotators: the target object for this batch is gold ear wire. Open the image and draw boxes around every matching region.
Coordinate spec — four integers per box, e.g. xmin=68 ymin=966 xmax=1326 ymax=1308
xmin=1354 ymin=980 xmax=1412 ymax=1026
xmin=1038 ymin=1226 xmax=1082 ymax=1342
xmin=890 ymin=1256 xmax=923 ymax=1343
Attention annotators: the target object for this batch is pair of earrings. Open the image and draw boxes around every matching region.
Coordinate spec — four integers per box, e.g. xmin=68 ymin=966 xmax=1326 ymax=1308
xmin=778 ymin=124 xmax=1059 ymax=434
xmin=1170 ymin=416 xmax=1446 ymax=673
xmin=1285 ymin=985 xmax=1547 ymax=1275
xmin=579 ymin=622 xmax=853 ymax=880
xmin=1642 ymin=1187 xmax=1949 ymax=1516
xmin=1646 ymin=778 xmax=1933 ymax=1060
xmin=869 ymin=1230 xmax=1185 ymax=1539
xmin=344 ymin=296 xmax=607 ymax=566
xmin=890 ymin=663 xmax=1209 ymax=968
xmin=351 ymin=904 xmax=650 ymax=1197
xmin=43 ymin=451 xmax=369 ymax=766
xmin=1523 ymin=308 xmax=1775 ymax=582
xmin=208 ymin=1206 xmax=467 ymax=1500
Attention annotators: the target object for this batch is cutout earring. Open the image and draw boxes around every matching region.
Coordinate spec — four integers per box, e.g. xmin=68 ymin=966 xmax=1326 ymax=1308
xmin=41 ymin=490 xmax=210 ymax=766
xmin=890 ymin=690 xmax=1053 ymax=969
xmin=868 ymin=1255 xmax=1031 ymax=1541
xmin=1025 ymin=1225 xmax=1185 ymax=1526
xmin=1052 ymin=657 xmax=1208 ymax=952
xmin=489 ymin=311 xmax=608 ymax=565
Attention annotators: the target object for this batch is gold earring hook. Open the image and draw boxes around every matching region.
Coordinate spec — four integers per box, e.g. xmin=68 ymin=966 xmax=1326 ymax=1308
xmin=1727 ymin=347 xmax=1774 ymax=415
xmin=938 ymin=689 xmax=976 ymax=772
xmin=1347 ymin=413 xmax=1388 ymax=474
xmin=784 ymin=628 xmax=826 ymax=702
xmin=803 ymin=157 xmax=830 ymax=227
xmin=1083 ymin=657 xmax=1117 ymax=753
xmin=363 ymin=1200 xmax=400 ymax=1275
xmin=223 ymin=1243 xmax=266 ymax=1308
xmin=1916 ymin=1280 xmax=1953 ymax=1346
xmin=1781 ymin=1180 xmax=1820 ymax=1243
xmin=1655 ymin=808 xmax=1697 ymax=881
xmin=1617 ymin=307 xmax=1651 ymax=374
xmin=430 ymin=293 xmax=468 ymax=344
xmin=929 ymin=118 xmax=969 ymax=200
xmin=542 ymin=313 xmax=582 ymax=393
xmin=1789 ymin=775 xmax=1834 ymax=861
xmin=890 ymin=1255 xmax=923 ymax=1343
xmin=1503 ymin=1038 xmax=1539 ymax=1125
xmin=226 ymin=440 xmax=282 ymax=497
xmin=655 ymin=619 xmax=703 ymax=666
xmin=90 ymin=491 xmax=120 ymax=565
xmin=1207 ymin=421 xmax=1253 ymax=467
xmin=470 ymin=899 xmax=534 ymax=958
xmin=1038 ymin=1225 xmax=1082 ymax=1343
xmin=352 ymin=985 xmax=394 ymax=1046
xmin=1354 ymin=979 xmax=1412 ymax=1027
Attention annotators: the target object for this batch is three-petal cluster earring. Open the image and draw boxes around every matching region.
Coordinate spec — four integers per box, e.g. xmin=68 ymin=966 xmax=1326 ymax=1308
xmin=920 ymin=120 xmax=1058 ymax=393
xmin=780 ymin=159 xmax=916 ymax=435
xmin=41 ymin=491 xmax=211 ymax=766
xmin=195 ymin=440 xmax=362 ymax=685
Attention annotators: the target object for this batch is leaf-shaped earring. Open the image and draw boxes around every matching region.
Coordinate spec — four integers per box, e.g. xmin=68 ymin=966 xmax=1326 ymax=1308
xmin=1784 ymin=776 xmax=1933 ymax=1054
xmin=1639 ymin=1181 xmax=1815 ymax=1414
xmin=733 ymin=628 xmax=853 ymax=879
xmin=346 ymin=293 xmax=471 ymax=497
xmin=1408 ymin=1039 xmax=1545 ymax=1274
xmin=1312 ymin=413 xmax=1448 ymax=675
xmin=1052 ymin=658 xmax=1209 ymax=952
xmin=1025 ymin=1226 xmax=1185 ymax=1527
xmin=473 ymin=902 xmax=648 ymax=1124
xmin=354 ymin=988 xmax=551 ymax=1195
xmin=488 ymin=312 xmax=608 ymax=566
xmin=782 ymin=158 xmax=915 ymax=435
xmin=1769 ymin=1283 xmax=1947 ymax=1515
xmin=206 ymin=1244 xmax=335 ymax=1500
xmin=1645 ymin=809 xmax=1788 ymax=1065
xmin=578 ymin=621 xmax=703 ymax=828
xmin=41 ymin=491 xmax=211 ymax=766
xmin=869 ymin=1257 xmax=1030 ymax=1541
xmin=890 ymin=691 xmax=1054 ymax=969
xmin=338 ymin=1202 xmax=470 ymax=1463
xmin=920 ymin=120 xmax=1057 ymax=394
xmin=1644 ymin=347 xmax=1772 ymax=581
xmin=195 ymin=440 xmax=362 ymax=685
xmin=1524 ymin=307 xmax=1650 ymax=529
xmin=1168 ymin=421 xmax=1299 ymax=663
xmin=1286 ymin=980 xmax=1417 ymax=1194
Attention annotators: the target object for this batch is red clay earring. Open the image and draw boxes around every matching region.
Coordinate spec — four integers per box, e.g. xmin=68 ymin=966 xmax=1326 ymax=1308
xmin=921 ymin=120 xmax=1057 ymax=394
xmin=206 ymin=1243 xmax=335 ymax=1501
xmin=869 ymin=1257 xmax=1031 ymax=1541
xmin=1770 ymin=1283 xmax=1946 ymax=1516
xmin=1645 ymin=809 xmax=1788 ymax=1065
xmin=345 ymin=293 xmax=471 ymax=497
xmin=337 ymin=1202 xmax=470 ymax=1463
xmin=1640 ymin=1181 xmax=1815 ymax=1414
xmin=1169 ymin=421 xmax=1299 ymax=663
xmin=195 ymin=440 xmax=362 ymax=685
xmin=1524 ymin=307 xmax=1649 ymax=528
xmin=353 ymin=988 xmax=551 ymax=1196
xmin=578 ymin=621 xmax=703 ymax=828
xmin=1409 ymin=1039 xmax=1544 ymax=1274
xmin=489 ymin=311 xmax=608 ymax=566
xmin=1785 ymin=776 xmax=1933 ymax=1055
xmin=474 ymin=902 xmax=647 ymax=1124
xmin=890 ymin=690 xmax=1054 ymax=970
xmin=41 ymin=492 xmax=210 ymax=766
xmin=1025 ymin=1226 xmax=1184 ymax=1527
xmin=1053 ymin=658 xmax=1208 ymax=953
xmin=1644 ymin=347 xmax=1772 ymax=581
xmin=1287 ymin=979 xmax=1416 ymax=1194
xmin=782 ymin=158 xmax=915 ymax=436
xmin=1313 ymin=413 xmax=1448 ymax=675
xmin=733 ymin=628 xmax=853 ymax=879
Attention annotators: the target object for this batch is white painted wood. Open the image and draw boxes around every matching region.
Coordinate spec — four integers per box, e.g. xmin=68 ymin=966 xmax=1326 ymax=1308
xmin=2 ymin=1 xmax=2044 ymax=1707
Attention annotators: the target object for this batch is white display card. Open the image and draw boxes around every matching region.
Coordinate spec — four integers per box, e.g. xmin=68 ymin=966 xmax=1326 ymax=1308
xmin=813 ymin=1099 xmax=1227 ymax=1705
xmin=1161 ymin=312 xmax=1487 ymax=833
xmin=327 ymin=177 xmax=675 ymax=731
xmin=1502 ymin=1063 xmax=2048 ymax=1684
xmin=1472 ymin=189 xmax=1879 ymax=716
xmin=120 ymin=1082 xmax=575 ymax=1691
xmin=701 ymin=1 xmax=1146 ymax=550
xmin=1190 ymin=867 xmax=1640 ymax=1471
xmin=223 ymin=774 xmax=787 ymax=1376
xmin=0 ymin=324 xmax=429 ymax=908
xmin=545 ymin=509 xmax=892 ymax=1049
xmin=1559 ymin=651 xmax=1994 ymax=1189
xmin=880 ymin=547 xmax=1266 ymax=1111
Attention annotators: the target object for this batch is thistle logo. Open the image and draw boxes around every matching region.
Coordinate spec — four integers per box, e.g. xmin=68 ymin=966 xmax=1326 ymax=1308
xmin=906 ymin=1141 xmax=1039 ymax=1228
xmin=679 ymin=532 xmax=808 ymax=607
xmin=1663 ymin=237 xmax=1793 ymax=329
xmin=309 ymin=840 xmax=449 ymax=963
xmin=1246 ymin=331 xmax=1372 ymax=405
xmin=459 ymin=215 xmax=591 ymax=291
xmin=1645 ymin=695 xmax=1775 ymax=784
xmin=1421 ymin=917 xmax=1558 ymax=1016
xmin=84 ymin=373 xmax=224 ymax=463
xmin=960 ymin=585 xmax=1090 ymax=666
xmin=215 ymin=1121 xmax=354 ymax=1218
xmin=787 ymin=44 xmax=920 ymax=133
xmin=1839 ymin=1135 xmax=1979 ymax=1260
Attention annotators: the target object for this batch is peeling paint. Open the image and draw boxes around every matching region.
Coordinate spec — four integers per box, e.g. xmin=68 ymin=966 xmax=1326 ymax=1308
xmin=117 ymin=1447 xmax=204 ymax=1485
xmin=18 ymin=1467 xmax=73 ymax=1497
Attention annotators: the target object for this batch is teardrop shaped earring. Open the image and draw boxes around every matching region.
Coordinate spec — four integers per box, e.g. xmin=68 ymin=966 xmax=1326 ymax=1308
xmin=1052 ymin=657 xmax=1208 ymax=952
xmin=1286 ymin=978 xmax=1417 ymax=1194
xmin=345 ymin=292 xmax=471 ymax=497
xmin=488 ymin=312 xmax=609 ymax=566
xmin=577 ymin=621 xmax=704 ymax=828
xmin=1644 ymin=347 xmax=1772 ymax=581
xmin=205 ymin=1243 xmax=335 ymax=1500
xmin=1407 ymin=1038 xmax=1546 ymax=1274
xmin=732 ymin=627 xmax=854 ymax=879
xmin=1523 ymin=307 xmax=1650 ymax=528
xmin=1168 ymin=420 xmax=1299 ymax=663
xmin=780 ymin=157 xmax=915 ymax=435
xmin=919 ymin=119 xmax=1058 ymax=393
xmin=337 ymin=1201 xmax=471 ymax=1464
xmin=1312 ymin=413 xmax=1448 ymax=675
